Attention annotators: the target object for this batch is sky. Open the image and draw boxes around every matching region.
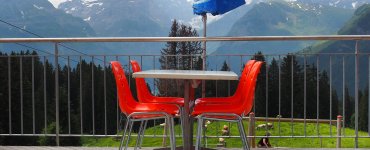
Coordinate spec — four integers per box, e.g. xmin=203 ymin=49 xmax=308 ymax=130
xmin=48 ymin=0 xmax=67 ymax=8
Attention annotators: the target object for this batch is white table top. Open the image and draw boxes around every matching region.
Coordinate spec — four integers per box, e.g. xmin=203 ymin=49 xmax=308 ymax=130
xmin=132 ymin=69 xmax=238 ymax=80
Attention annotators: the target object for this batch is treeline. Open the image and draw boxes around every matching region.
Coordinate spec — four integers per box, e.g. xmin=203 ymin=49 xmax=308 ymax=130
xmin=0 ymin=50 xmax=125 ymax=145
xmin=0 ymin=50 xmax=368 ymax=146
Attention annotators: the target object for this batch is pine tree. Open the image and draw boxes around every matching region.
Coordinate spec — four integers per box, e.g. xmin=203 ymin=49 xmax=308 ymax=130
xmin=251 ymin=52 xmax=266 ymax=116
xmin=279 ymin=54 xmax=303 ymax=118
xmin=268 ymin=58 xmax=280 ymax=117
xmin=157 ymin=20 xmax=202 ymax=97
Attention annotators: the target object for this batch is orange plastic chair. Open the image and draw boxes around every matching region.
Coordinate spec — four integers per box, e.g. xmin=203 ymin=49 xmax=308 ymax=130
xmin=130 ymin=60 xmax=184 ymax=106
xmin=111 ymin=61 xmax=179 ymax=150
xmin=195 ymin=60 xmax=257 ymax=105
xmin=193 ymin=61 xmax=263 ymax=150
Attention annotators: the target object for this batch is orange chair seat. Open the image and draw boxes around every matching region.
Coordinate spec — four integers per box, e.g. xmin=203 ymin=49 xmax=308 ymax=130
xmin=148 ymin=97 xmax=185 ymax=106
xmin=195 ymin=97 xmax=234 ymax=105
xmin=192 ymin=104 xmax=244 ymax=116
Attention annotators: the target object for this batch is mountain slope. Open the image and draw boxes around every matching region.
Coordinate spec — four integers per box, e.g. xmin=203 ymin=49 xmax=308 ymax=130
xmin=58 ymin=0 xmax=198 ymax=54
xmin=305 ymin=4 xmax=370 ymax=54
xmin=212 ymin=1 xmax=354 ymax=55
xmin=298 ymin=4 xmax=370 ymax=96
xmin=295 ymin=0 xmax=370 ymax=9
xmin=59 ymin=0 xmax=196 ymax=37
xmin=0 ymin=0 xmax=95 ymax=38
xmin=0 ymin=0 xmax=106 ymax=54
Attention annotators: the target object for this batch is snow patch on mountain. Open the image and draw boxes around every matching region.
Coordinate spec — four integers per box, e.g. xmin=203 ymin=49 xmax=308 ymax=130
xmin=33 ymin=4 xmax=44 ymax=10
xmin=84 ymin=16 xmax=91 ymax=21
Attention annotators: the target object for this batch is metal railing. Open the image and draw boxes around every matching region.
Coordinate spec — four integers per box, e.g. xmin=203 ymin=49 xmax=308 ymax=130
xmin=0 ymin=35 xmax=370 ymax=148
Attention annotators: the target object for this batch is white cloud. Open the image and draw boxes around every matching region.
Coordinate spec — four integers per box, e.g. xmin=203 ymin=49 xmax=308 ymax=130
xmin=48 ymin=0 xmax=68 ymax=8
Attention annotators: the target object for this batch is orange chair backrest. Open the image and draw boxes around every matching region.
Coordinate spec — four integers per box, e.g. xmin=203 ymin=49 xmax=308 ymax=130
xmin=111 ymin=61 xmax=138 ymax=115
xmin=130 ymin=60 xmax=155 ymax=102
xmin=242 ymin=61 xmax=263 ymax=115
xmin=232 ymin=60 xmax=256 ymax=99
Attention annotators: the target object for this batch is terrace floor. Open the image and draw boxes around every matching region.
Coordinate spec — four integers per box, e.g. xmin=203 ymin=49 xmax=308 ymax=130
xmin=0 ymin=147 xmax=358 ymax=150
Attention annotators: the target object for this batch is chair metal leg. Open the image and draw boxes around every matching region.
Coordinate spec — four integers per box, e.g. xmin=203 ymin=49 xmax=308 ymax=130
xmin=166 ymin=116 xmax=176 ymax=150
xmin=124 ymin=121 xmax=135 ymax=150
xmin=171 ymin=117 xmax=177 ymax=150
xmin=135 ymin=121 xmax=144 ymax=150
xmin=195 ymin=117 xmax=204 ymax=150
xmin=139 ymin=120 xmax=148 ymax=149
xmin=119 ymin=118 xmax=131 ymax=150
xmin=237 ymin=119 xmax=249 ymax=150
xmin=179 ymin=107 xmax=184 ymax=137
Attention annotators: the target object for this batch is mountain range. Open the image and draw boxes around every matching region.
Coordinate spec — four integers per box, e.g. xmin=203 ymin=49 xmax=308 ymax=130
xmin=212 ymin=1 xmax=354 ymax=55
xmin=0 ymin=0 xmax=104 ymax=55
xmin=1 ymin=0 xmax=370 ymax=55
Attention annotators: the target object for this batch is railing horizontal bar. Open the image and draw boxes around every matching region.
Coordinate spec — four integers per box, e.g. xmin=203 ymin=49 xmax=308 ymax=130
xmin=1 ymin=53 xmax=369 ymax=58
xmin=246 ymin=117 xmax=338 ymax=124
xmin=0 ymin=134 xmax=365 ymax=138
xmin=1 ymin=35 xmax=370 ymax=43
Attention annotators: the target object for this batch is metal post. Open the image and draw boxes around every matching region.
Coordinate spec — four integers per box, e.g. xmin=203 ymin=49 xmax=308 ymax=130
xmin=67 ymin=56 xmax=71 ymax=135
xmin=316 ymin=55 xmax=320 ymax=136
xmin=278 ymin=55 xmax=281 ymax=136
xmin=330 ymin=55 xmax=333 ymax=136
xmin=8 ymin=56 xmax=11 ymax=134
xmin=116 ymin=56 xmax=119 ymax=133
xmin=342 ymin=56 xmax=346 ymax=136
xmin=304 ymin=54 xmax=307 ymax=136
xmin=104 ymin=56 xmax=107 ymax=135
xmin=54 ymin=43 xmax=60 ymax=146
xmin=92 ymin=56 xmax=95 ymax=135
xmin=266 ymin=56 xmax=269 ymax=126
xmin=20 ymin=56 xmax=23 ymax=134
xmin=183 ymin=80 xmax=191 ymax=149
xmin=248 ymin=112 xmax=255 ymax=148
xmin=201 ymin=14 xmax=207 ymax=98
xmin=80 ymin=56 xmax=83 ymax=134
xmin=291 ymin=55 xmax=294 ymax=136
xmin=32 ymin=56 xmax=35 ymax=134
xmin=337 ymin=115 xmax=342 ymax=148
xmin=44 ymin=56 xmax=47 ymax=134
xmin=368 ymin=55 xmax=370 ymax=136
xmin=354 ymin=41 xmax=359 ymax=148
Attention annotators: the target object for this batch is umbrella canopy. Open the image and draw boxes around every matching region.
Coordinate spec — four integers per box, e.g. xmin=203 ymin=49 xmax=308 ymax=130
xmin=193 ymin=0 xmax=246 ymax=16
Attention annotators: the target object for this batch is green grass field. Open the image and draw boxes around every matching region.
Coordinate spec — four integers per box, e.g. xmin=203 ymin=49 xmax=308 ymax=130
xmin=81 ymin=120 xmax=370 ymax=148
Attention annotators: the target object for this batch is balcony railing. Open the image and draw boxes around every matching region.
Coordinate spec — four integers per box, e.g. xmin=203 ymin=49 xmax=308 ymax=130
xmin=0 ymin=35 xmax=370 ymax=148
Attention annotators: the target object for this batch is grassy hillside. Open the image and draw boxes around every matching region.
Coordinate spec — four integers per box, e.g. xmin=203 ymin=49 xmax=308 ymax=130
xmin=81 ymin=120 xmax=370 ymax=148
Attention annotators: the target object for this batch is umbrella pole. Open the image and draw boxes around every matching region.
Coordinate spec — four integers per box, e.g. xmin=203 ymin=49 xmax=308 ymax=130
xmin=202 ymin=14 xmax=207 ymax=98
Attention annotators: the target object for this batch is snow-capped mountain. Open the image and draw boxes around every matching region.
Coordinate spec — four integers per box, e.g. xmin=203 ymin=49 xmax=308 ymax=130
xmin=0 ymin=0 xmax=103 ymax=54
xmin=59 ymin=0 xmax=195 ymax=36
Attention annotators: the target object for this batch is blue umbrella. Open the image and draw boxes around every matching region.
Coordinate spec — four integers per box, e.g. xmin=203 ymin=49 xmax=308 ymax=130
xmin=192 ymin=0 xmax=245 ymax=98
xmin=193 ymin=0 xmax=246 ymax=15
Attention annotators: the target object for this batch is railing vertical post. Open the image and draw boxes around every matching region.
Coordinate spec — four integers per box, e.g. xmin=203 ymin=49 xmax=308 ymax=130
xmin=368 ymin=54 xmax=370 ymax=137
xmin=248 ymin=112 xmax=255 ymax=148
xmin=67 ymin=56 xmax=71 ymax=135
xmin=337 ymin=115 xmax=342 ymax=148
xmin=44 ymin=56 xmax=47 ymax=134
xmin=54 ymin=43 xmax=60 ymax=146
xmin=8 ymin=56 xmax=11 ymax=134
xmin=32 ymin=56 xmax=35 ymax=134
xmin=354 ymin=41 xmax=359 ymax=148
xmin=92 ymin=56 xmax=95 ymax=136
xmin=20 ymin=56 xmax=23 ymax=134
xmin=80 ymin=56 xmax=83 ymax=135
